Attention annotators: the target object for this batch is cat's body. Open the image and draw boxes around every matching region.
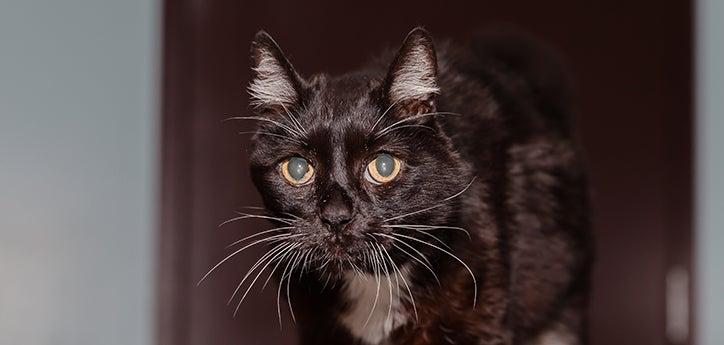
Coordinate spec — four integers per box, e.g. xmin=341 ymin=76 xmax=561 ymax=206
xmin=245 ymin=28 xmax=592 ymax=345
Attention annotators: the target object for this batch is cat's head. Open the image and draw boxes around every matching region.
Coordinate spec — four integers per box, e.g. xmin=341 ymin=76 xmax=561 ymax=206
xmin=247 ymin=28 xmax=472 ymax=277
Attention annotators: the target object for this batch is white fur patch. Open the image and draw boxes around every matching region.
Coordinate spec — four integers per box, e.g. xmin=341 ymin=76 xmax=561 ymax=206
xmin=533 ymin=328 xmax=578 ymax=345
xmin=389 ymin=44 xmax=439 ymax=103
xmin=340 ymin=271 xmax=409 ymax=345
xmin=248 ymin=48 xmax=297 ymax=107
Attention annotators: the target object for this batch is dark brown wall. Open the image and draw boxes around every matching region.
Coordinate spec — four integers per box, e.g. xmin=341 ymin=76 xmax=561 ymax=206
xmin=158 ymin=1 xmax=692 ymax=344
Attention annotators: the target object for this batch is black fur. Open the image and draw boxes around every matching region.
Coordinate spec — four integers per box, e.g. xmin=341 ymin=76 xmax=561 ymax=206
xmin=244 ymin=28 xmax=592 ymax=345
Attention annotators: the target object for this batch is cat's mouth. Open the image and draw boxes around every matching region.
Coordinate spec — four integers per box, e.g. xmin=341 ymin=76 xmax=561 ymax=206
xmin=264 ymin=217 xmax=404 ymax=276
xmin=294 ymin=229 xmax=398 ymax=276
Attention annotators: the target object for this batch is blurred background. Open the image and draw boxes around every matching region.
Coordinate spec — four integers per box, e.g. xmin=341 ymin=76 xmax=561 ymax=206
xmin=0 ymin=0 xmax=721 ymax=345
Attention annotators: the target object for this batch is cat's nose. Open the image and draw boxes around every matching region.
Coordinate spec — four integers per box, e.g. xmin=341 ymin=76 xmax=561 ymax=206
xmin=320 ymin=185 xmax=354 ymax=230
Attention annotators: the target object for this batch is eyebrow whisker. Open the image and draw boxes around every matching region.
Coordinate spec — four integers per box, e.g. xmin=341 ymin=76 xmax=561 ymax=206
xmin=368 ymin=99 xmax=402 ymax=135
xmin=375 ymin=111 xmax=461 ymax=137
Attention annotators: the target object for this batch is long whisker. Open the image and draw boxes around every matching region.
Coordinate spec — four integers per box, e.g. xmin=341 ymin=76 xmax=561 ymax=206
xmin=239 ymin=206 xmax=266 ymax=211
xmin=348 ymin=255 xmax=364 ymax=276
xmin=321 ymin=264 xmax=333 ymax=290
xmin=375 ymin=111 xmax=461 ymax=137
xmin=277 ymin=248 xmax=297 ymax=329
xmin=382 ymin=225 xmax=452 ymax=250
xmin=363 ymin=242 xmax=382 ymax=328
xmin=236 ymin=212 xmax=296 ymax=225
xmin=238 ymin=131 xmax=304 ymax=145
xmin=375 ymin=243 xmax=394 ymax=324
xmin=280 ymin=212 xmax=304 ymax=221
xmin=225 ymin=226 xmax=294 ymax=249
xmin=374 ymin=124 xmax=435 ymax=138
xmin=297 ymin=248 xmax=313 ymax=282
xmin=380 ymin=243 xmax=418 ymax=320
xmin=238 ymin=206 xmax=304 ymax=222
xmin=388 ymin=240 xmax=440 ymax=285
xmin=382 ymin=224 xmax=471 ymax=240
xmin=383 ymin=178 xmax=476 ymax=223
xmin=378 ymin=232 xmax=477 ymax=308
xmin=224 ymin=115 xmax=302 ymax=137
xmin=258 ymin=245 xmax=298 ymax=325
xmin=286 ymin=250 xmax=305 ymax=323
xmin=228 ymin=242 xmax=292 ymax=306
xmin=218 ymin=213 xmax=295 ymax=228
xmin=197 ymin=233 xmax=302 ymax=285
xmin=279 ymin=102 xmax=308 ymax=136
xmin=261 ymin=243 xmax=298 ymax=291
xmin=224 ymin=116 xmax=303 ymax=139
xmin=368 ymin=99 xmax=402 ymax=135
xmin=234 ymin=243 xmax=302 ymax=316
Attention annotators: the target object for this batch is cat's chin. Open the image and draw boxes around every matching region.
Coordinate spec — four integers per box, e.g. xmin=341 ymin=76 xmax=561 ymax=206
xmin=315 ymin=247 xmax=400 ymax=277
xmin=303 ymin=249 xmax=380 ymax=278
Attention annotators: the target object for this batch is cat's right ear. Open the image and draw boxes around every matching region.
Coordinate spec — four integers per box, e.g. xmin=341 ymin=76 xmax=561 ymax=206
xmin=383 ymin=28 xmax=439 ymax=113
xmin=248 ymin=31 xmax=304 ymax=112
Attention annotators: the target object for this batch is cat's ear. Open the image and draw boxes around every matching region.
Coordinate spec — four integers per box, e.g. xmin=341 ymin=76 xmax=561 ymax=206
xmin=248 ymin=31 xmax=304 ymax=111
xmin=383 ymin=28 xmax=439 ymax=112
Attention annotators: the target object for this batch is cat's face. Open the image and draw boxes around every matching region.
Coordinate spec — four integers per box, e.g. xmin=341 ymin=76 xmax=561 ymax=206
xmin=247 ymin=29 xmax=471 ymax=276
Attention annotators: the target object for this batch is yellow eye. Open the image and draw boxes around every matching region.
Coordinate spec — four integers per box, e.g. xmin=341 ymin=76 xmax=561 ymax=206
xmin=280 ymin=157 xmax=314 ymax=186
xmin=365 ymin=153 xmax=401 ymax=184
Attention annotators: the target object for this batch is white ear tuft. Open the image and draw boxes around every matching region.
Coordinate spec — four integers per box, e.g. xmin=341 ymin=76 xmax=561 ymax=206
xmin=248 ymin=31 xmax=300 ymax=109
xmin=386 ymin=28 xmax=439 ymax=105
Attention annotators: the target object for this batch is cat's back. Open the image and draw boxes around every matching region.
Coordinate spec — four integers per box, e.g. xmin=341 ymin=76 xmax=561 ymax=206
xmin=437 ymin=31 xmax=593 ymax=339
xmin=436 ymin=30 xmax=577 ymax=157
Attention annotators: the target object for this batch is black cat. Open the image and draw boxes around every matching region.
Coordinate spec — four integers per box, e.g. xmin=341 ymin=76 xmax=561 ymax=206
xmin=241 ymin=27 xmax=592 ymax=345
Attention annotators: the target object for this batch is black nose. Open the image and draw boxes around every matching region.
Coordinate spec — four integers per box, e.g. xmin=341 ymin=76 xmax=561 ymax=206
xmin=320 ymin=185 xmax=354 ymax=230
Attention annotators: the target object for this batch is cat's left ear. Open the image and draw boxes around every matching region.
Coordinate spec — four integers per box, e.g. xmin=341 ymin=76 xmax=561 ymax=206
xmin=383 ymin=28 xmax=439 ymax=113
xmin=248 ymin=31 xmax=304 ymax=112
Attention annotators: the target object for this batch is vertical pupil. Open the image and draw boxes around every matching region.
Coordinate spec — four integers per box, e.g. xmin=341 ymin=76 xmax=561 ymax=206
xmin=288 ymin=157 xmax=308 ymax=180
xmin=375 ymin=154 xmax=394 ymax=177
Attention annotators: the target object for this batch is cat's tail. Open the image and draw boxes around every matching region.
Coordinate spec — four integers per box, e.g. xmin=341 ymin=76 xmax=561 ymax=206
xmin=469 ymin=27 xmax=575 ymax=135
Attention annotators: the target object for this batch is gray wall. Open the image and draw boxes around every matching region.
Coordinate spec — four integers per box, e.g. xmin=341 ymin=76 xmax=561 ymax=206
xmin=0 ymin=1 xmax=158 ymax=345
xmin=696 ymin=0 xmax=724 ymax=344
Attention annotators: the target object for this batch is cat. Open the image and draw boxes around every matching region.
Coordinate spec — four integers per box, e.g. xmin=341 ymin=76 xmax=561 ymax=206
xmin=242 ymin=27 xmax=593 ymax=345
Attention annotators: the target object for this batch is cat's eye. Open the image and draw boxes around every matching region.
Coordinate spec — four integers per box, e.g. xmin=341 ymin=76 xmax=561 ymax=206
xmin=280 ymin=157 xmax=314 ymax=186
xmin=365 ymin=153 xmax=401 ymax=185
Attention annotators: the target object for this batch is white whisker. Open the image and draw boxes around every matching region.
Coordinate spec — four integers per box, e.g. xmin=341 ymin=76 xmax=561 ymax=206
xmin=234 ymin=242 xmax=302 ymax=316
xmin=383 ymin=177 xmax=476 ymax=223
xmin=239 ymin=130 xmax=304 ymax=145
xmin=218 ymin=212 xmax=294 ymax=228
xmin=375 ymin=111 xmax=461 ymax=137
xmin=225 ymin=226 xmax=294 ymax=249
xmin=375 ymin=243 xmax=394 ymax=324
xmin=363 ymin=242 xmax=382 ymax=328
xmin=378 ymin=232 xmax=477 ymax=308
xmin=224 ymin=116 xmax=304 ymax=139
xmin=381 ymin=224 xmax=470 ymax=239
xmin=383 ymin=225 xmax=452 ymax=250
xmin=227 ymin=242 xmax=290 ymax=305
xmin=235 ymin=212 xmax=296 ymax=225
xmin=368 ymin=99 xmax=402 ymax=135
xmin=279 ymin=102 xmax=308 ymax=135
xmin=276 ymin=248 xmax=297 ymax=329
xmin=197 ymin=232 xmax=302 ymax=285
xmin=286 ymin=250 xmax=304 ymax=323
xmin=237 ymin=206 xmax=302 ymax=222
xmin=380 ymin=243 xmax=418 ymax=320
xmin=261 ymin=242 xmax=298 ymax=291
xmin=374 ymin=124 xmax=435 ymax=138
xmin=389 ymin=240 xmax=440 ymax=285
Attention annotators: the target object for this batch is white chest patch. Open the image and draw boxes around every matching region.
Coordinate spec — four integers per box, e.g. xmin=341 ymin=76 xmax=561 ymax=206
xmin=532 ymin=326 xmax=578 ymax=345
xmin=339 ymin=271 xmax=409 ymax=345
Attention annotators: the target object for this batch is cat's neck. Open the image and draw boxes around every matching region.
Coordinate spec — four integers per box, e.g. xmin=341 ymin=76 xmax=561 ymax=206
xmin=338 ymin=268 xmax=412 ymax=345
